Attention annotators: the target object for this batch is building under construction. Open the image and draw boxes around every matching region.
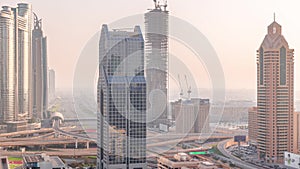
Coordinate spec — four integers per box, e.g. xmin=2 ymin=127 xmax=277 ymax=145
xmin=171 ymin=98 xmax=210 ymax=134
xmin=145 ymin=0 xmax=169 ymax=128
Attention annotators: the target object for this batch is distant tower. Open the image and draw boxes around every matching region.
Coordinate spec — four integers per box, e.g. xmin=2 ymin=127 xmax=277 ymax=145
xmin=257 ymin=16 xmax=297 ymax=163
xmin=145 ymin=0 xmax=169 ymax=128
xmin=48 ymin=69 xmax=55 ymax=102
xmin=32 ymin=13 xmax=48 ymax=119
xmin=0 ymin=3 xmax=33 ymax=123
xmin=97 ymin=25 xmax=147 ymax=169
xmin=173 ymin=98 xmax=210 ymax=134
xmin=248 ymin=107 xmax=258 ymax=144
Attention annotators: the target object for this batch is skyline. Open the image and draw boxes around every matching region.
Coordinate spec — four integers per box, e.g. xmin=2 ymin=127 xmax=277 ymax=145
xmin=1 ymin=0 xmax=300 ymax=92
xmin=1 ymin=2 xmax=300 ymax=168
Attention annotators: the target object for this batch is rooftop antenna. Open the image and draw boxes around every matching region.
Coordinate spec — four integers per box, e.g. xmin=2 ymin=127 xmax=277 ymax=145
xmin=274 ymin=12 xmax=276 ymax=22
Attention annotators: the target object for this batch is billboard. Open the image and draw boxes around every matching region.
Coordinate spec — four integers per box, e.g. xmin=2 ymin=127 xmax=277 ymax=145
xmin=234 ymin=135 xmax=246 ymax=142
xmin=159 ymin=123 xmax=168 ymax=132
xmin=284 ymin=152 xmax=300 ymax=169
xmin=189 ymin=151 xmax=207 ymax=155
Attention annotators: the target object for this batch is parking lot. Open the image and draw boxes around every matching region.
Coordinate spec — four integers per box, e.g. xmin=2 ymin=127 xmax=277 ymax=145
xmin=227 ymin=144 xmax=289 ymax=169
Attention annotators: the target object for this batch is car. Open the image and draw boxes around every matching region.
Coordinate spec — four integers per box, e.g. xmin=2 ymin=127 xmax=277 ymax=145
xmin=221 ymin=159 xmax=227 ymax=163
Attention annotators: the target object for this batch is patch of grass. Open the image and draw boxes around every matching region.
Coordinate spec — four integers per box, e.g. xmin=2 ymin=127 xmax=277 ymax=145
xmin=8 ymin=157 xmax=22 ymax=169
xmin=87 ymin=156 xmax=97 ymax=159
xmin=211 ymin=145 xmax=225 ymax=157
xmin=9 ymin=164 xmax=22 ymax=169
xmin=8 ymin=157 xmax=22 ymax=161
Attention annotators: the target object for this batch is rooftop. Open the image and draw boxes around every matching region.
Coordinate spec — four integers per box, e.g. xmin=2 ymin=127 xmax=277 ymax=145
xmin=23 ymin=154 xmax=65 ymax=168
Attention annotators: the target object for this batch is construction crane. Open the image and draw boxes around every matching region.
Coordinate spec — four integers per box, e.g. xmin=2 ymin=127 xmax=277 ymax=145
xmin=153 ymin=0 xmax=168 ymax=11
xmin=185 ymin=75 xmax=192 ymax=100
xmin=178 ymin=74 xmax=184 ymax=99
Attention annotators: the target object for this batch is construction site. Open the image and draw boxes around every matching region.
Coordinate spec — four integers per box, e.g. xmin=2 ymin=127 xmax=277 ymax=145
xmin=145 ymin=0 xmax=170 ymax=129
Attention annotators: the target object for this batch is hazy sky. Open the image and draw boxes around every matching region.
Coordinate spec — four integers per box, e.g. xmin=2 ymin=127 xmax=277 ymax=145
xmin=1 ymin=0 xmax=300 ymax=91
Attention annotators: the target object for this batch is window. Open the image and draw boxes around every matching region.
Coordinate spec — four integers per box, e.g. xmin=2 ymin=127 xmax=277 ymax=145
xmin=280 ymin=46 xmax=286 ymax=85
xmin=260 ymin=47 xmax=264 ymax=85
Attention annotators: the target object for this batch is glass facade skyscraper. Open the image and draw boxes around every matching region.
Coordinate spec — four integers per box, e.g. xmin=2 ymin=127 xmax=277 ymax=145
xmin=48 ymin=69 xmax=55 ymax=102
xmin=0 ymin=3 xmax=32 ymax=123
xmin=97 ymin=25 xmax=147 ymax=169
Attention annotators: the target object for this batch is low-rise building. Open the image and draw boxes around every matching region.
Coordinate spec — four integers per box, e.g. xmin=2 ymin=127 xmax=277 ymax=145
xmin=157 ymin=153 xmax=218 ymax=169
xmin=6 ymin=121 xmax=28 ymax=133
xmin=0 ymin=156 xmax=8 ymax=169
xmin=23 ymin=154 xmax=65 ymax=169
xmin=0 ymin=125 xmax=7 ymax=134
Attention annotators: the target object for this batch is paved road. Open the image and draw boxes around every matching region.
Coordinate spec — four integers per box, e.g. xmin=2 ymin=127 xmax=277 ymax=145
xmin=0 ymin=148 xmax=97 ymax=156
xmin=217 ymin=139 xmax=258 ymax=169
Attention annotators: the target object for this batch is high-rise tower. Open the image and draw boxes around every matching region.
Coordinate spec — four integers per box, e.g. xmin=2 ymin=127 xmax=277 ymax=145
xmin=0 ymin=3 xmax=32 ymax=123
xmin=97 ymin=25 xmax=147 ymax=169
xmin=145 ymin=0 xmax=169 ymax=128
xmin=32 ymin=13 xmax=48 ymax=120
xmin=48 ymin=69 xmax=55 ymax=102
xmin=257 ymin=17 xmax=297 ymax=163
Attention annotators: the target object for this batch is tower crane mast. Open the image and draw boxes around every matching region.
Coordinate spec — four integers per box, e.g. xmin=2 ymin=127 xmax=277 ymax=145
xmin=153 ymin=0 xmax=168 ymax=11
xmin=185 ymin=75 xmax=192 ymax=100
xmin=178 ymin=74 xmax=184 ymax=99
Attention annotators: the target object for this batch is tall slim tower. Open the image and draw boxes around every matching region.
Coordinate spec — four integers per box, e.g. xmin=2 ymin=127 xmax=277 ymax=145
xmin=32 ymin=13 xmax=48 ymax=120
xmin=145 ymin=0 xmax=169 ymax=128
xmin=97 ymin=25 xmax=147 ymax=169
xmin=48 ymin=69 xmax=55 ymax=102
xmin=0 ymin=3 xmax=32 ymax=123
xmin=257 ymin=17 xmax=296 ymax=163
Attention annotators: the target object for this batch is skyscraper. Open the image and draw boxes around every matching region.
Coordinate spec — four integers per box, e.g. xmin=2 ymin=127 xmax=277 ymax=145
xmin=248 ymin=107 xmax=258 ymax=144
xmin=295 ymin=112 xmax=300 ymax=154
xmin=0 ymin=3 xmax=32 ymax=123
xmin=172 ymin=98 xmax=210 ymax=134
xmin=145 ymin=0 xmax=169 ymax=128
xmin=257 ymin=17 xmax=297 ymax=163
xmin=97 ymin=25 xmax=147 ymax=169
xmin=32 ymin=13 xmax=48 ymax=120
xmin=48 ymin=69 xmax=55 ymax=102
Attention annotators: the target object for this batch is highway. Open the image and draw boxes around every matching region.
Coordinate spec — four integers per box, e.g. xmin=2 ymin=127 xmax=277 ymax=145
xmin=0 ymin=120 xmax=93 ymax=148
xmin=0 ymin=137 xmax=89 ymax=147
xmin=147 ymin=134 xmax=230 ymax=147
xmin=0 ymin=148 xmax=97 ymax=156
xmin=217 ymin=139 xmax=257 ymax=169
xmin=0 ymin=128 xmax=54 ymax=137
xmin=53 ymin=118 xmax=95 ymax=142
xmin=0 ymin=92 xmax=252 ymax=160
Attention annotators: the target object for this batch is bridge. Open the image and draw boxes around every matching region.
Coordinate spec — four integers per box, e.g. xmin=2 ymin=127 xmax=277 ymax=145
xmin=0 ymin=148 xmax=97 ymax=157
xmin=0 ymin=117 xmax=94 ymax=150
xmin=0 ymin=109 xmax=245 ymax=157
xmin=63 ymin=118 xmax=96 ymax=122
